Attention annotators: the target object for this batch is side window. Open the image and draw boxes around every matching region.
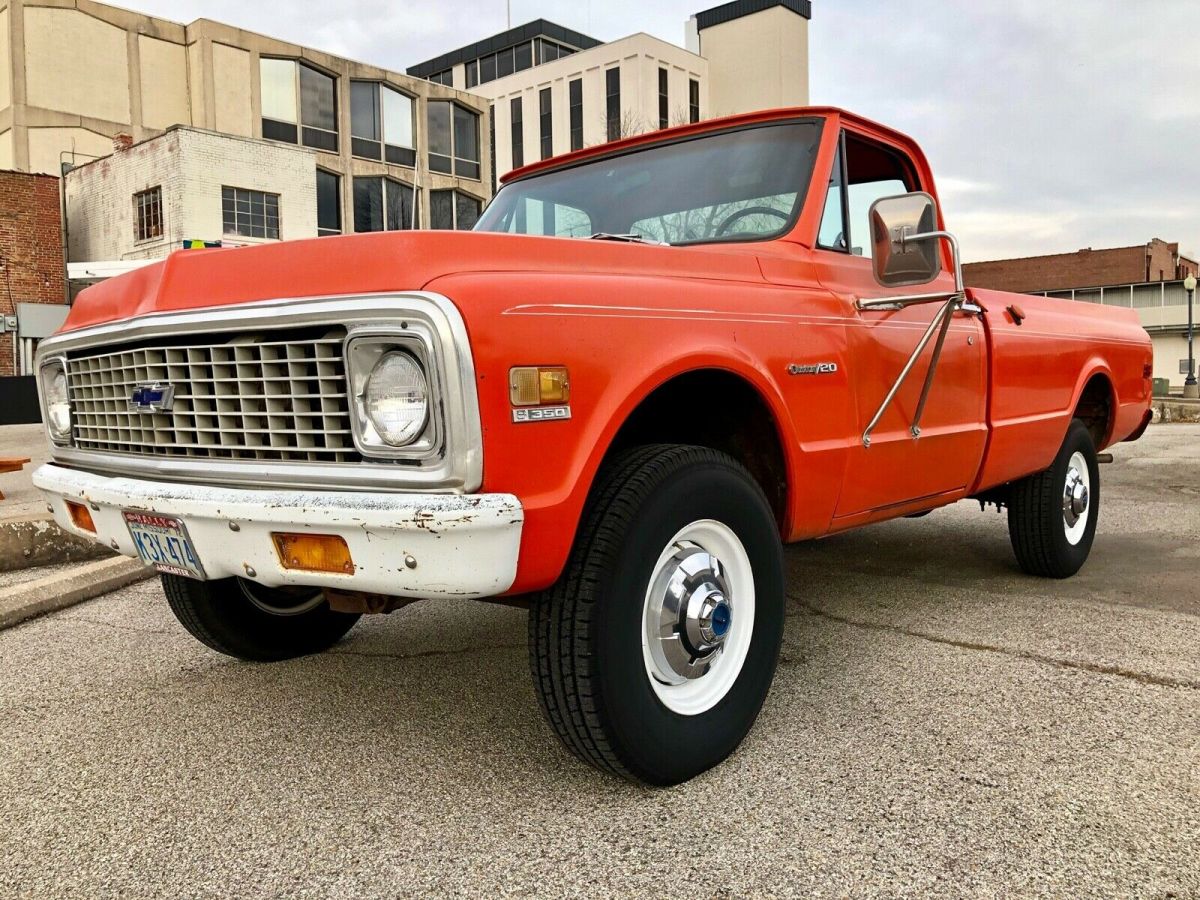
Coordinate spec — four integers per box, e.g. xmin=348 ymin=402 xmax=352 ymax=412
xmin=817 ymin=141 xmax=847 ymax=252
xmin=817 ymin=131 xmax=918 ymax=259
xmin=505 ymin=198 xmax=592 ymax=237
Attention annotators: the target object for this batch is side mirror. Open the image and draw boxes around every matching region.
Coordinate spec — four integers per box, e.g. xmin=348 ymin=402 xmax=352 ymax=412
xmin=869 ymin=192 xmax=943 ymax=287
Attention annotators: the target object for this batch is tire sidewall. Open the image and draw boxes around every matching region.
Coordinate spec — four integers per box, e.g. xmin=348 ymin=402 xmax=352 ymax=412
xmin=1046 ymin=421 xmax=1100 ymax=572
xmin=590 ymin=459 xmax=784 ymax=784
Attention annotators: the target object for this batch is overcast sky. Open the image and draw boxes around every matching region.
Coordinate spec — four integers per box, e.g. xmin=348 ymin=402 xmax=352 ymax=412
xmin=118 ymin=0 xmax=1198 ymax=262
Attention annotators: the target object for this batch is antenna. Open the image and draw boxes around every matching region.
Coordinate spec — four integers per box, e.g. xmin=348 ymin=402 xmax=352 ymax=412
xmin=507 ymin=0 xmax=511 ymax=29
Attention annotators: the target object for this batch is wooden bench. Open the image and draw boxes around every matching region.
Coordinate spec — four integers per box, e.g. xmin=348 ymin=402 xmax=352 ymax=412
xmin=0 ymin=456 xmax=31 ymax=500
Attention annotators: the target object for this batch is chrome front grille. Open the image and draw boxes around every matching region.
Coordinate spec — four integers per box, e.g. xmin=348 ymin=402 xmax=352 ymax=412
xmin=67 ymin=328 xmax=362 ymax=463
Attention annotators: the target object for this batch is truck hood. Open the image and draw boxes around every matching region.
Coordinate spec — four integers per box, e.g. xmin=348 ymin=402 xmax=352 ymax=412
xmin=60 ymin=231 xmax=768 ymax=333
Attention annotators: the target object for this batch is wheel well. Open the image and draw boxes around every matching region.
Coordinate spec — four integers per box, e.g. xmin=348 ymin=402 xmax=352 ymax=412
xmin=605 ymin=370 xmax=788 ymax=528
xmin=1075 ymin=373 xmax=1114 ymax=448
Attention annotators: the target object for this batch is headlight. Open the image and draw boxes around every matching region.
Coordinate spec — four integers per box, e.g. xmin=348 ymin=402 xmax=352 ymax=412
xmin=40 ymin=359 xmax=72 ymax=444
xmin=364 ymin=351 xmax=429 ymax=446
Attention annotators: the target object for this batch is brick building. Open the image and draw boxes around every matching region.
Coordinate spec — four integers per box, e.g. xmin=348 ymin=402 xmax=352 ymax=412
xmin=965 ymin=238 xmax=1200 ymax=389
xmin=963 ymin=238 xmax=1199 ymax=294
xmin=0 ymin=169 xmax=66 ymax=377
xmin=66 ymin=127 xmax=319 ymax=265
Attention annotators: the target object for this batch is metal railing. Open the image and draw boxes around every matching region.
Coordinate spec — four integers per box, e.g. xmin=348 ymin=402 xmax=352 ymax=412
xmin=1034 ymin=279 xmax=1189 ymax=310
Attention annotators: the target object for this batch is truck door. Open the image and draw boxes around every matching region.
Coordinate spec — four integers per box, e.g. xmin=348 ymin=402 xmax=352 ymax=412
xmin=812 ymin=129 xmax=987 ymax=517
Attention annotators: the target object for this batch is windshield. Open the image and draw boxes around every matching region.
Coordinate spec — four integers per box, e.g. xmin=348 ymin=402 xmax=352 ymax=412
xmin=475 ymin=119 xmax=823 ymax=245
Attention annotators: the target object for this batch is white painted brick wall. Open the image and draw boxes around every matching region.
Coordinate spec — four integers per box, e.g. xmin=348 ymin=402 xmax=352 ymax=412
xmin=66 ymin=127 xmax=318 ymax=263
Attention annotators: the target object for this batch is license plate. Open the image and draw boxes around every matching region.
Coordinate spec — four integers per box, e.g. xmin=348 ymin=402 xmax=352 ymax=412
xmin=123 ymin=511 xmax=207 ymax=580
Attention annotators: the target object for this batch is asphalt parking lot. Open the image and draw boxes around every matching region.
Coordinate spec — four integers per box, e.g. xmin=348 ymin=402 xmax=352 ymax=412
xmin=2 ymin=425 xmax=1197 ymax=898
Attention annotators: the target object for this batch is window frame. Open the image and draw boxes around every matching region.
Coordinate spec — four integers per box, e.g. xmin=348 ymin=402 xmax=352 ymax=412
xmin=260 ymin=58 xmax=339 ymax=153
xmin=427 ymin=100 xmax=482 ymax=180
xmin=133 ymin=186 xmax=163 ymax=243
xmin=430 ymin=188 xmax=483 ymax=230
xmin=605 ymin=67 xmax=621 ymax=142
xmin=689 ymin=79 xmax=700 ymax=124
xmin=569 ymin=78 xmax=583 ymax=151
xmin=658 ymin=68 xmax=669 ymax=130
xmin=510 ymin=96 xmax=524 ymax=169
xmin=352 ymin=175 xmax=419 ymax=233
xmin=316 ymin=168 xmax=342 ymax=237
xmin=539 ymin=87 xmax=552 ymax=161
xmin=349 ymin=80 xmax=417 ymax=167
xmin=221 ymin=185 xmax=281 ymax=241
xmin=814 ymin=128 xmax=923 ymax=258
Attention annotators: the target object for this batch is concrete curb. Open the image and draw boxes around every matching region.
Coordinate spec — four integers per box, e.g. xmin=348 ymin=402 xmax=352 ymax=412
xmin=0 ymin=556 xmax=153 ymax=630
xmin=1151 ymin=399 xmax=1200 ymax=423
xmin=0 ymin=514 xmax=114 ymax=573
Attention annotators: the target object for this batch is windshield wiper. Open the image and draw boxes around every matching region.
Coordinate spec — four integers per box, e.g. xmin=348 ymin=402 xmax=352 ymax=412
xmin=589 ymin=232 xmax=668 ymax=246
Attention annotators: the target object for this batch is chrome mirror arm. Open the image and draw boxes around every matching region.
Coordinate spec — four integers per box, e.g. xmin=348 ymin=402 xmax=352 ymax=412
xmin=860 ymin=229 xmax=967 ymax=448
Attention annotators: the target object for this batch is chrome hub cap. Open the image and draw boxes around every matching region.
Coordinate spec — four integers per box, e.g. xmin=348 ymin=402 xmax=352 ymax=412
xmin=642 ymin=520 xmax=755 ymax=716
xmin=1061 ymin=451 xmax=1092 ymax=546
xmin=646 ymin=543 xmax=733 ymax=684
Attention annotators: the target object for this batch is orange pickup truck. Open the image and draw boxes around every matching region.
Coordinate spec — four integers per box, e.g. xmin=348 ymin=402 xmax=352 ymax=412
xmin=34 ymin=107 xmax=1152 ymax=785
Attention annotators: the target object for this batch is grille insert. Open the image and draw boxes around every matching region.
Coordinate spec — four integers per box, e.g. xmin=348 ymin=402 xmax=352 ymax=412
xmin=68 ymin=328 xmax=362 ymax=463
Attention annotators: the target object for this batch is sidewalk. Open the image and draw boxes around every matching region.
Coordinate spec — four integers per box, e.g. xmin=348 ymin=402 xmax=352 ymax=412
xmin=0 ymin=424 xmax=111 ymax=571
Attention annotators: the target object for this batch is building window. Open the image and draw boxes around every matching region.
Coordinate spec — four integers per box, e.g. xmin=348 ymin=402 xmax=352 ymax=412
xmin=510 ymin=97 xmax=524 ymax=169
xmin=569 ymin=79 xmax=583 ymax=151
xmin=605 ymin=67 xmax=621 ymax=142
xmin=260 ymin=58 xmax=338 ymax=152
xmin=430 ymin=189 xmax=482 ymax=231
xmin=350 ymin=82 xmax=416 ymax=166
xmin=316 ymin=169 xmax=341 ymax=236
xmin=353 ymin=177 xmax=417 ymax=232
xmin=222 ymin=187 xmax=280 ymax=240
xmin=539 ymin=87 xmax=552 ymax=161
xmin=133 ymin=186 xmax=163 ymax=242
xmin=658 ymin=68 xmax=669 ymax=130
xmin=689 ymin=79 xmax=700 ymax=124
xmin=536 ymin=38 xmax=575 ymax=64
xmin=428 ymin=70 xmax=453 ymax=86
xmin=427 ymin=101 xmax=481 ymax=180
xmin=468 ymin=41 xmax=539 ymax=88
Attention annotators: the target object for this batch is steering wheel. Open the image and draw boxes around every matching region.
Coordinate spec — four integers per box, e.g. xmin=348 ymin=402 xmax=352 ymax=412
xmin=715 ymin=205 xmax=790 ymax=237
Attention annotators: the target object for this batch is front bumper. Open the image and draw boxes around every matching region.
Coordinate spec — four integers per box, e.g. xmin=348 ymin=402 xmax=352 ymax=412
xmin=34 ymin=464 xmax=523 ymax=599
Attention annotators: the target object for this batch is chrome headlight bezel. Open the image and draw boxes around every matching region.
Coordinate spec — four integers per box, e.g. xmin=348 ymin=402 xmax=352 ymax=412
xmin=345 ymin=330 xmax=443 ymax=461
xmin=38 ymin=356 xmax=72 ymax=445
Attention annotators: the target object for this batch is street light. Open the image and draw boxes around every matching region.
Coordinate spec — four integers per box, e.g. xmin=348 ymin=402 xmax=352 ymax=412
xmin=1186 ymin=273 xmax=1198 ymax=399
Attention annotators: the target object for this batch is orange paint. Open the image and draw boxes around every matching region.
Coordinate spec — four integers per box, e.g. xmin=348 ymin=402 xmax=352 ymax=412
xmin=58 ymin=107 xmax=1153 ymax=595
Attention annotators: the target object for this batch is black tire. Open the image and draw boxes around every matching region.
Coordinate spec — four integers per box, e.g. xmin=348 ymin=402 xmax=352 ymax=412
xmin=1007 ymin=418 xmax=1100 ymax=578
xmin=162 ymin=575 xmax=360 ymax=661
xmin=528 ymin=445 xmax=785 ymax=786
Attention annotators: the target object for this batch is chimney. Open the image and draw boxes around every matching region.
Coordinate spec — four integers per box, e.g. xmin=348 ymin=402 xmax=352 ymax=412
xmin=113 ymin=133 xmax=133 ymax=152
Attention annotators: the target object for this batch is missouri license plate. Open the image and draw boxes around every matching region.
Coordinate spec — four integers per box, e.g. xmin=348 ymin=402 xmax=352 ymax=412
xmin=123 ymin=511 xmax=206 ymax=580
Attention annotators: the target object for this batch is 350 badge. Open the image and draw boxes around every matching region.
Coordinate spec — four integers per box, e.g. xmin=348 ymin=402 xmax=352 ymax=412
xmin=512 ymin=406 xmax=572 ymax=423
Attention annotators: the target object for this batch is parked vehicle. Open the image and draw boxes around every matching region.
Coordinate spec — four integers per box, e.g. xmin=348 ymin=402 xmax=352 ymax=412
xmin=34 ymin=108 xmax=1153 ymax=785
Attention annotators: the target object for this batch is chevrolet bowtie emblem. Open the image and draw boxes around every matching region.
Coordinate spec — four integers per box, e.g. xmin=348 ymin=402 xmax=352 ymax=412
xmin=129 ymin=382 xmax=176 ymax=413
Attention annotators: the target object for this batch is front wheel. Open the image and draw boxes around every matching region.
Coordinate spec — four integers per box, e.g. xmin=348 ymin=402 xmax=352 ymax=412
xmin=1007 ymin=418 xmax=1100 ymax=578
xmin=529 ymin=445 xmax=785 ymax=786
xmin=162 ymin=575 xmax=360 ymax=661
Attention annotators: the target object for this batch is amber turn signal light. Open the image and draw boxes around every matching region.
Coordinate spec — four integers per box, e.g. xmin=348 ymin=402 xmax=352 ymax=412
xmin=510 ymin=366 xmax=570 ymax=407
xmin=66 ymin=501 xmax=96 ymax=533
xmin=271 ymin=533 xmax=355 ymax=575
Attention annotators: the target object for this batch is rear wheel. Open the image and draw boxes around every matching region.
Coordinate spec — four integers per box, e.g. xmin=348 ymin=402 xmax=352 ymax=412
xmin=162 ymin=575 xmax=360 ymax=661
xmin=1007 ymin=418 xmax=1099 ymax=578
xmin=528 ymin=445 xmax=785 ymax=786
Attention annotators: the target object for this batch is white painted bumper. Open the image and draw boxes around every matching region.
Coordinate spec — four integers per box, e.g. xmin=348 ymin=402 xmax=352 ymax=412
xmin=33 ymin=464 xmax=523 ymax=599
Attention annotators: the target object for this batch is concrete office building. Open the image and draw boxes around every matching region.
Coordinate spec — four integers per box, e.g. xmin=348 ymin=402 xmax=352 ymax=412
xmin=0 ymin=0 xmax=492 ymax=235
xmin=408 ymin=0 xmax=811 ymax=183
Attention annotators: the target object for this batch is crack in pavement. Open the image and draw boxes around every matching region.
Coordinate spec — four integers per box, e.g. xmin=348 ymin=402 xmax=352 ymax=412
xmin=329 ymin=642 xmax=525 ymax=662
xmin=792 ymin=601 xmax=1200 ymax=692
